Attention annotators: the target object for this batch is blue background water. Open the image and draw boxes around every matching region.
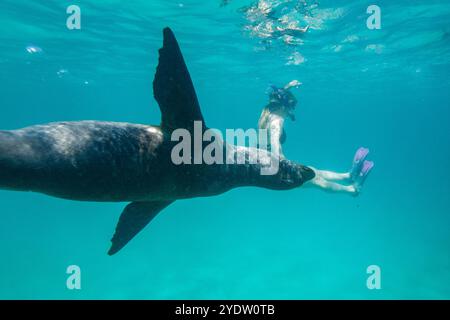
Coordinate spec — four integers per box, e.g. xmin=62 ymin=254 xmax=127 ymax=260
xmin=0 ymin=0 xmax=449 ymax=299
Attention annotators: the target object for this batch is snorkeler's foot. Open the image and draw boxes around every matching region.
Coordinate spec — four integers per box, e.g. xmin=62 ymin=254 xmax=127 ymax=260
xmin=354 ymin=160 xmax=374 ymax=193
xmin=350 ymin=147 xmax=369 ymax=180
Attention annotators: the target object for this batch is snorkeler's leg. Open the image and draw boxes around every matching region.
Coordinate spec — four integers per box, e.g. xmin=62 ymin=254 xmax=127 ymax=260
xmin=308 ymin=166 xmax=350 ymax=181
xmin=314 ymin=169 xmax=350 ymax=181
xmin=307 ymin=175 xmax=356 ymax=194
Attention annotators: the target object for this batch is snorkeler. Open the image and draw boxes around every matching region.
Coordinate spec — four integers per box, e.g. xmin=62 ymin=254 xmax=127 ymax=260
xmin=258 ymin=81 xmax=374 ymax=195
xmin=258 ymin=79 xmax=301 ymax=158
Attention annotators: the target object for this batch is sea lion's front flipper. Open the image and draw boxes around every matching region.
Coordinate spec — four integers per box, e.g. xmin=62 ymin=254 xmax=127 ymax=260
xmin=108 ymin=200 xmax=173 ymax=255
xmin=153 ymin=27 xmax=205 ymax=132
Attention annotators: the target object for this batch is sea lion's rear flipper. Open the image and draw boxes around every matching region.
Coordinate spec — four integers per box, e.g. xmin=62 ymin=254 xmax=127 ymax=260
xmin=108 ymin=201 xmax=173 ymax=255
xmin=153 ymin=27 xmax=205 ymax=132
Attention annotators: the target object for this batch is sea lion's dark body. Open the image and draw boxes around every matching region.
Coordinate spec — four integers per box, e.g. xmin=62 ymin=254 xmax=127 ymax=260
xmin=0 ymin=121 xmax=311 ymax=201
xmin=0 ymin=122 xmax=226 ymax=202
xmin=0 ymin=28 xmax=314 ymax=255
xmin=0 ymin=122 xmax=172 ymax=202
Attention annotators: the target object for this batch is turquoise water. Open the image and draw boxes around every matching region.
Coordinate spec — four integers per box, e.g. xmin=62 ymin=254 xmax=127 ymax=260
xmin=0 ymin=0 xmax=449 ymax=299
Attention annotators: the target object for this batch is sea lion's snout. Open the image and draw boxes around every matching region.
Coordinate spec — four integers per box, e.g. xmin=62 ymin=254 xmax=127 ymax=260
xmin=272 ymin=160 xmax=315 ymax=189
xmin=300 ymin=165 xmax=316 ymax=183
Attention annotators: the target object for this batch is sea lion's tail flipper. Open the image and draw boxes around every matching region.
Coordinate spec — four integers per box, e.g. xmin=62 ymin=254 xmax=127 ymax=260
xmin=153 ymin=27 xmax=205 ymax=132
xmin=108 ymin=201 xmax=173 ymax=255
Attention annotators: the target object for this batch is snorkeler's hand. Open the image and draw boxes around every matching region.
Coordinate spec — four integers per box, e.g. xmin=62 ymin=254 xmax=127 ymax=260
xmin=284 ymin=80 xmax=302 ymax=90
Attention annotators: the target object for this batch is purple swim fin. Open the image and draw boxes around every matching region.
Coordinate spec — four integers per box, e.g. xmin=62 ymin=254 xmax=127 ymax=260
xmin=354 ymin=160 xmax=374 ymax=192
xmin=350 ymin=147 xmax=369 ymax=180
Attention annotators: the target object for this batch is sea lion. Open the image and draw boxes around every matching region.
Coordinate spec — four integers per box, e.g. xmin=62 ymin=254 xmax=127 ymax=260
xmin=0 ymin=28 xmax=315 ymax=255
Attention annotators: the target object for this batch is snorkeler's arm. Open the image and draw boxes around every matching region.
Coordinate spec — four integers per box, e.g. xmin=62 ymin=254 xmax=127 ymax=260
xmin=268 ymin=115 xmax=285 ymax=153
xmin=258 ymin=107 xmax=270 ymax=130
xmin=284 ymin=79 xmax=302 ymax=90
